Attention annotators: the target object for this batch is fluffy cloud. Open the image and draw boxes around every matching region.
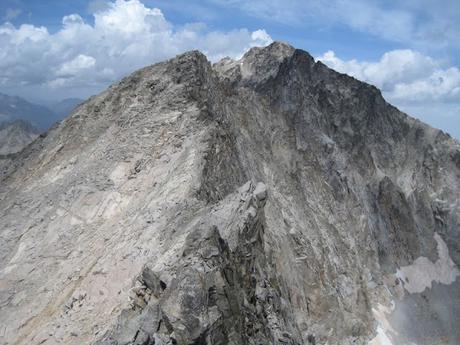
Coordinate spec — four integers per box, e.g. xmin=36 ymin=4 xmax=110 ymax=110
xmin=0 ymin=0 xmax=272 ymax=97
xmin=318 ymin=49 xmax=460 ymax=103
xmin=56 ymin=55 xmax=97 ymax=77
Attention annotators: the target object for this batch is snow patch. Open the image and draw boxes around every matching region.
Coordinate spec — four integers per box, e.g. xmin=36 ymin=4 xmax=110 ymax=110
xmin=369 ymin=233 xmax=459 ymax=345
xmin=368 ymin=304 xmax=397 ymax=345
xmin=368 ymin=326 xmax=395 ymax=345
xmin=396 ymin=233 xmax=460 ymax=294
xmin=368 ymin=303 xmax=418 ymax=345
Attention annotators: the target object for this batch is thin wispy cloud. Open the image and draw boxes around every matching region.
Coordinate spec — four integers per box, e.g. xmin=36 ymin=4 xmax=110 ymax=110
xmin=4 ymin=7 xmax=21 ymax=21
xmin=211 ymin=0 xmax=460 ymax=51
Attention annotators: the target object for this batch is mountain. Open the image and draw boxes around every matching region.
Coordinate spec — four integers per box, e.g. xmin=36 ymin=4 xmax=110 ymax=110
xmin=0 ymin=119 xmax=40 ymax=155
xmin=0 ymin=42 xmax=459 ymax=345
xmin=0 ymin=93 xmax=60 ymax=130
xmin=52 ymin=98 xmax=84 ymax=119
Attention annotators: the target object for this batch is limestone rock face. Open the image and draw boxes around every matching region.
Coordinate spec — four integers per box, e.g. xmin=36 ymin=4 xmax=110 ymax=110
xmin=1 ymin=42 xmax=460 ymax=345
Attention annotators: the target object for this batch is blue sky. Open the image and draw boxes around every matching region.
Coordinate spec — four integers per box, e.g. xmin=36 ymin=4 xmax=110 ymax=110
xmin=1 ymin=0 xmax=459 ymax=139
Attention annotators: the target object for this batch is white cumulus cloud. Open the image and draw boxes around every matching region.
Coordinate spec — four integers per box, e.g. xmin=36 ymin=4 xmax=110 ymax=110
xmin=318 ymin=49 xmax=460 ymax=103
xmin=56 ymin=54 xmax=96 ymax=77
xmin=0 ymin=0 xmax=272 ymax=99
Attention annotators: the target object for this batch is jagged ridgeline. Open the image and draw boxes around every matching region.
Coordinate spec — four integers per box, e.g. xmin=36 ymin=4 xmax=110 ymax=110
xmin=1 ymin=42 xmax=459 ymax=345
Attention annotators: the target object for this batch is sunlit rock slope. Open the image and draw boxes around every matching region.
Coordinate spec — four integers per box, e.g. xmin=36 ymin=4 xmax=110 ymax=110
xmin=1 ymin=42 xmax=459 ymax=345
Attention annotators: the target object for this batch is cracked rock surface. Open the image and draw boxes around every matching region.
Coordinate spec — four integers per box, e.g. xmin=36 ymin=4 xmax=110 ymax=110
xmin=1 ymin=42 xmax=460 ymax=345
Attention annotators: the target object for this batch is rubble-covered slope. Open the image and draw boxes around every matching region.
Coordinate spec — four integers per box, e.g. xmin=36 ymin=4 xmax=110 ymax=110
xmin=1 ymin=42 xmax=459 ymax=345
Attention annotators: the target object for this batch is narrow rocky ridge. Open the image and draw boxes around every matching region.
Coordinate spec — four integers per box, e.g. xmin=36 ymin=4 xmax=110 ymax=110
xmin=95 ymin=182 xmax=303 ymax=345
xmin=0 ymin=42 xmax=459 ymax=345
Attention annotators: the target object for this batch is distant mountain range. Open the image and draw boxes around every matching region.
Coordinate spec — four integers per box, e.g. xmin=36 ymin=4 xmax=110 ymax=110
xmin=0 ymin=93 xmax=83 ymax=131
xmin=52 ymin=98 xmax=85 ymax=121
xmin=0 ymin=119 xmax=40 ymax=155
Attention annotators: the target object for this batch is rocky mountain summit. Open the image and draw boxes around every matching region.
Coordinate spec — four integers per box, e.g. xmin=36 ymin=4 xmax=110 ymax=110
xmin=0 ymin=42 xmax=459 ymax=345
xmin=0 ymin=120 xmax=40 ymax=155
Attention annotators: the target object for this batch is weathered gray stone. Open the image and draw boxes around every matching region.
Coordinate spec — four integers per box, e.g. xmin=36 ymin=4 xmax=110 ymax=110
xmin=140 ymin=267 xmax=166 ymax=298
xmin=253 ymin=182 xmax=267 ymax=204
xmin=1 ymin=42 xmax=460 ymax=345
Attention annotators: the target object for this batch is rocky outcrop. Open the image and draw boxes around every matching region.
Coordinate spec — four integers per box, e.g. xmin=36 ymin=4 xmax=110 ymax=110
xmin=95 ymin=182 xmax=303 ymax=345
xmin=1 ymin=42 xmax=459 ymax=345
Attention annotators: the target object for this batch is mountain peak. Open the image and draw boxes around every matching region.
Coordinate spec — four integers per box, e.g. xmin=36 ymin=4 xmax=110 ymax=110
xmin=243 ymin=40 xmax=296 ymax=60
xmin=1 ymin=43 xmax=460 ymax=345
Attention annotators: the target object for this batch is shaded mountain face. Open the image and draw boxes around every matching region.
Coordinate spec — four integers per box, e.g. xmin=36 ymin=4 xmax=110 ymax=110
xmin=0 ymin=93 xmax=60 ymax=130
xmin=0 ymin=42 xmax=459 ymax=345
xmin=0 ymin=119 xmax=40 ymax=155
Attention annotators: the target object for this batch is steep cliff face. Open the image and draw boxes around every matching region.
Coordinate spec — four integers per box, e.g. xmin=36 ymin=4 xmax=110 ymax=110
xmin=1 ymin=42 xmax=459 ymax=345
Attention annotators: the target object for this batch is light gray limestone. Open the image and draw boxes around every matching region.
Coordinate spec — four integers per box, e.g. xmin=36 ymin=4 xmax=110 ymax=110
xmin=1 ymin=42 xmax=460 ymax=345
